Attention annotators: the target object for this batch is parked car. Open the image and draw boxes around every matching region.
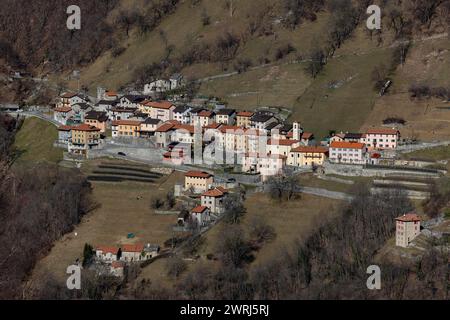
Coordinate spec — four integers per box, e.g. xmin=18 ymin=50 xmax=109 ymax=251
xmin=117 ymin=152 xmax=126 ymax=156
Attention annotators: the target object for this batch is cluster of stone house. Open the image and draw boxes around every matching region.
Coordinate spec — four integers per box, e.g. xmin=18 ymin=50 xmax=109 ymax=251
xmin=53 ymin=88 xmax=401 ymax=178
xmin=177 ymin=171 xmax=230 ymax=227
xmin=143 ymin=73 xmax=185 ymax=95
xmin=328 ymin=129 xmax=400 ymax=165
xmin=95 ymin=243 xmax=160 ymax=277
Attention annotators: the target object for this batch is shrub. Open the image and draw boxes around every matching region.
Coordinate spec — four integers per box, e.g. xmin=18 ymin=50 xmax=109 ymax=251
xmin=234 ymin=58 xmax=252 ymax=73
xmin=111 ymin=46 xmax=126 ymax=58
xmin=166 ymin=256 xmax=187 ymax=278
xmin=151 ymin=197 xmax=165 ymax=209
xmin=274 ymin=43 xmax=296 ymax=61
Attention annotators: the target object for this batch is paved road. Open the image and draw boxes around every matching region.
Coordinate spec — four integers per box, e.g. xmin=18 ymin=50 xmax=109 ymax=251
xmin=8 ymin=110 xmax=60 ymax=127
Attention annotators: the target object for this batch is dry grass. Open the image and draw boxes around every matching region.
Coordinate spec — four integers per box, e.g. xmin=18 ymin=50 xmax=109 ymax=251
xmin=402 ymin=145 xmax=450 ymax=161
xmin=361 ymin=37 xmax=450 ymax=142
xmin=13 ymin=117 xmax=63 ymax=165
xmin=28 ymin=160 xmax=184 ymax=284
xmin=137 ymin=192 xmax=342 ymax=288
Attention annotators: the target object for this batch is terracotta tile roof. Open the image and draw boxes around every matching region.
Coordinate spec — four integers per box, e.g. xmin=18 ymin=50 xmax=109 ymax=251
xmin=185 ymin=171 xmax=213 ymax=179
xmin=145 ymin=101 xmax=174 ymax=110
xmin=122 ymin=243 xmax=144 ymax=253
xmin=219 ymin=125 xmax=246 ymax=134
xmin=174 ymin=124 xmax=195 ymax=134
xmin=330 ymin=141 xmax=365 ymax=150
xmin=96 ymin=246 xmax=120 ymax=255
xmin=191 ymin=205 xmax=208 ymax=213
xmin=61 ymin=92 xmax=78 ymax=98
xmin=112 ymin=120 xmax=142 ymax=126
xmin=72 ymin=124 xmax=101 ymax=132
xmin=202 ymin=187 xmax=228 ymax=197
xmin=203 ymin=122 xmax=221 ymax=130
xmin=198 ymin=110 xmax=214 ymax=117
xmin=58 ymin=125 xmax=73 ymax=131
xmin=236 ymin=111 xmax=254 ymax=117
xmin=301 ymin=132 xmax=314 ymax=140
xmin=54 ymin=106 xmax=72 ymax=113
xmin=395 ymin=213 xmax=421 ymax=222
xmin=155 ymin=122 xmax=175 ymax=133
xmin=267 ymin=139 xmax=299 ymax=146
xmin=105 ymin=91 xmax=118 ymax=96
xmin=333 ymin=133 xmax=346 ymax=139
xmin=366 ymin=128 xmax=399 ymax=135
xmin=291 ymin=146 xmax=328 ymax=153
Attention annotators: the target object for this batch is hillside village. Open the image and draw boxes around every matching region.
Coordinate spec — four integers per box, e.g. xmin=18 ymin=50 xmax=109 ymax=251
xmin=37 ymin=70 xmax=449 ymax=278
xmin=1 ymin=0 xmax=449 ymax=301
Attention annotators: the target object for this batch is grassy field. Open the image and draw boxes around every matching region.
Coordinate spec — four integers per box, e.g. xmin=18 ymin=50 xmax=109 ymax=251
xmin=402 ymin=145 xmax=450 ymax=161
xmin=28 ymin=159 xmax=184 ymax=285
xmin=13 ymin=117 xmax=63 ymax=164
xmin=361 ymin=37 xmax=450 ymax=142
xmin=137 ymin=192 xmax=342 ymax=287
xmin=300 ymin=173 xmax=373 ymax=193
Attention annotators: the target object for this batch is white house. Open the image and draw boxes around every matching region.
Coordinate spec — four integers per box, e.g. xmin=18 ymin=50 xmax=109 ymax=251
xmin=72 ymin=103 xmax=92 ymax=122
xmin=191 ymin=205 xmax=211 ymax=226
xmin=140 ymin=118 xmax=162 ymax=136
xmin=120 ymin=244 xmax=145 ymax=262
xmin=395 ymin=213 xmax=421 ymax=248
xmin=215 ymin=108 xmax=236 ymax=125
xmin=155 ymin=121 xmax=177 ymax=147
xmin=57 ymin=125 xmax=72 ymax=144
xmin=111 ymin=107 xmax=136 ymax=121
xmin=54 ymin=106 xmax=74 ymax=125
xmin=242 ymin=153 xmax=286 ymax=181
xmin=96 ymin=246 xmax=120 ymax=263
xmin=194 ymin=110 xmax=215 ymax=127
xmin=201 ymin=187 xmax=229 ymax=214
xmin=144 ymin=79 xmax=171 ymax=94
xmin=58 ymin=92 xmax=87 ymax=108
xmin=95 ymin=100 xmax=119 ymax=118
xmin=173 ymin=105 xmax=192 ymax=124
xmin=169 ymin=73 xmax=184 ymax=90
xmin=267 ymin=139 xmax=300 ymax=157
xmin=119 ymin=95 xmax=146 ymax=109
xmin=171 ymin=124 xmax=196 ymax=144
xmin=250 ymin=112 xmax=278 ymax=132
xmin=145 ymin=101 xmax=176 ymax=121
xmin=361 ymin=128 xmax=400 ymax=150
xmin=329 ymin=141 xmax=367 ymax=164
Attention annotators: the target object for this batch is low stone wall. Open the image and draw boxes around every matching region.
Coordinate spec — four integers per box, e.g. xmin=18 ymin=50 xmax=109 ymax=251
xmin=318 ymin=175 xmax=354 ymax=185
xmin=154 ymin=210 xmax=179 ymax=215
xmin=110 ymin=137 xmax=154 ymax=148
xmin=324 ymin=162 xmax=442 ymax=178
xmin=151 ymin=167 xmax=173 ymax=175
xmin=220 ymin=172 xmax=262 ymax=185
xmin=371 ymin=187 xmax=429 ymax=200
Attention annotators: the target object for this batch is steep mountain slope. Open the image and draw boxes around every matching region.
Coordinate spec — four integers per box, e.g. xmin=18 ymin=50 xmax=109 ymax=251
xmin=2 ymin=0 xmax=450 ymax=140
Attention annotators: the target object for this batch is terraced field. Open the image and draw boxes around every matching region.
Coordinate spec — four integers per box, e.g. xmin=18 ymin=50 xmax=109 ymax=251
xmin=86 ymin=162 xmax=163 ymax=184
